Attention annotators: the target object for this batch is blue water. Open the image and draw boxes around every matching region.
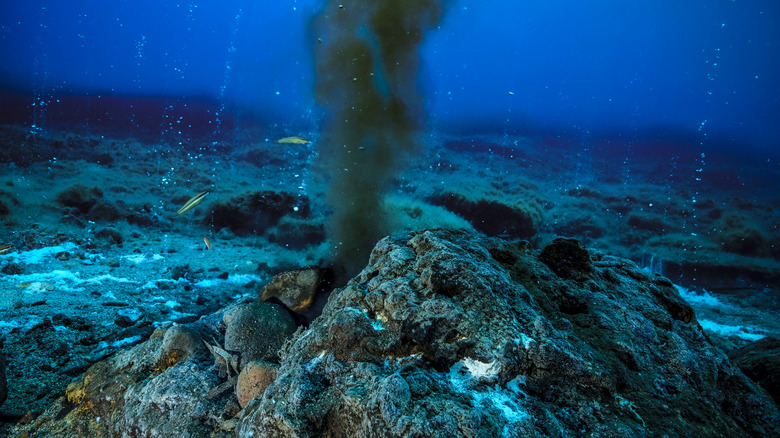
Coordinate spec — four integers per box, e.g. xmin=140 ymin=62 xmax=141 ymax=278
xmin=1 ymin=0 xmax=778 ymax=153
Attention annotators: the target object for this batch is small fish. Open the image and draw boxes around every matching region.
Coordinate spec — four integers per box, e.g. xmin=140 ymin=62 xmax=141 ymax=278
xmin=0 ymin=244 xmax=12 ymax=255
xmin=177 ymin=191 xmax=209 ymax=215
xmin=276 ymin=136 xmax=310 ymax=144
xmin=204 ymin=236 xmax=212 ymax=251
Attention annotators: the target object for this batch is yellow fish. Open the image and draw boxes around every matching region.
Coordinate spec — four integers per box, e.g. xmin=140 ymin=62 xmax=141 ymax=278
xmin=204 ymin=236 xmax=212 ymax=251
xmin=276 ymin=136 xmax=310 ymax=144
xmin=0 ymin=244 xmax=12 ymax=255
xmin=177 ymin=191 xmax=209 ymax=215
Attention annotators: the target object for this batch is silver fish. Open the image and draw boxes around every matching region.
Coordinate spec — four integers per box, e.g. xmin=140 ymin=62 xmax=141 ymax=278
xmin=177 ymin=191 xmax=209 ymax=215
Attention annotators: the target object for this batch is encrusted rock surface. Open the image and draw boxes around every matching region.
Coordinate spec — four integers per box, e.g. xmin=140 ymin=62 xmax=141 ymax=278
xmin=239 ymin=228 xmax=779 ymax=437
xmin=728 ymin=336 xmax=780 ymax=405
xmin=11 ymin=228 xmax=780 ymax=437
xmin=11 ymin=299 xmax=296 ymax=438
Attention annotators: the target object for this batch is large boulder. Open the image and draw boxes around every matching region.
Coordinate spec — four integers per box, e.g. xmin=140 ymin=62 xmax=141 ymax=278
xmin=238 ymin=228 xmax=780 ymax=437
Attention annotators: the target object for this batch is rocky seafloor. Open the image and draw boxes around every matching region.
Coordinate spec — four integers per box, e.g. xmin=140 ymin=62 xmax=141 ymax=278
xmin=0 ymin=124 xmax=778 ymax=436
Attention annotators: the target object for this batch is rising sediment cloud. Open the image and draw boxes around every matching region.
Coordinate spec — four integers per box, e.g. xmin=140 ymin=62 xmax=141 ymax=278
xmin=313 ymin=0 xmax=444 ymax=277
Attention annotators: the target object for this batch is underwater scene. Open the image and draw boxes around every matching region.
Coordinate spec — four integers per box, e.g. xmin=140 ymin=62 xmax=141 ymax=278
xmin=0 ymin=0 xmax=779 ymax=436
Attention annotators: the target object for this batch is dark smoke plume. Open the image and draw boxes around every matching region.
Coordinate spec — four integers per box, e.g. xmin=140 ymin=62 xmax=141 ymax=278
xmin=313 ymin=0 xmax=443 ymax=277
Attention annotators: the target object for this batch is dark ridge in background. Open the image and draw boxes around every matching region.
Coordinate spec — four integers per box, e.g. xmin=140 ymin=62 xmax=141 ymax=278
xmin=0 ymin=87 xmax=281 ymax=145
xmin=312 ymin=0 xmax=444 ymax=278
xmin=2 ymin=87 xmax=775 ymax=178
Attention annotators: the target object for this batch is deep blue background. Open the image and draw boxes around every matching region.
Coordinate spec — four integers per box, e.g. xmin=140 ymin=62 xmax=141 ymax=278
xmin=1 ymin=0 xmax=778 ymax=152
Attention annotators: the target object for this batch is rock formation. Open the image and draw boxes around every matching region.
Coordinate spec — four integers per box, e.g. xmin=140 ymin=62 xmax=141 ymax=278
xmin=238 ymin=229 xmax=779 ymax=437
xmin=14 ymin=229 xmax=780 ymax=437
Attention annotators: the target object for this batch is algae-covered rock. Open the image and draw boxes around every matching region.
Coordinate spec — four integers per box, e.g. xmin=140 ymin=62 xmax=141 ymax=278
xmin=204 ymin=190 xmax=310 ymax=236
xmin=728 ymin=336 xmax=780 ymax=405
xmin=427 ymin=190 xmax=542 ymax=239
xmin=539 ymin=236 xmax=593 ymax=280
xmin=55 ymin=183 xmax=103 ymax=214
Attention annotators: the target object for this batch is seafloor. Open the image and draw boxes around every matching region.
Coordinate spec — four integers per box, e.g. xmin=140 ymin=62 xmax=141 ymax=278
xmin=0 ymin=122 xmax=778 ymax=428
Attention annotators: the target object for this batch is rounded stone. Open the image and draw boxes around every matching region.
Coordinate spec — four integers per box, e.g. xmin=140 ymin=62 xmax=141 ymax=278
xmin=236 ymin=360 xmax=278 ymax=408
xmin=223 ymin=302 xmax=296 ymax=368
xmin=259 ymin=266 xmax=322 ymax=312
xmin=157 ymin=324 xmax=200 ymax=370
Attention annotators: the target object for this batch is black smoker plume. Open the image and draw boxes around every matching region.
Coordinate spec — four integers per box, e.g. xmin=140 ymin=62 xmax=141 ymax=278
xmin=313 ymin=0 xmax=444 ymax=277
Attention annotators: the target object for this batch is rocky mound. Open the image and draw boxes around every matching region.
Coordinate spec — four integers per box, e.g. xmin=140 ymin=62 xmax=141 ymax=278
xmin=239 ymin=229 xmax=779 ymax=437
xmin=13 ymin=229 xmax=780 ymax=437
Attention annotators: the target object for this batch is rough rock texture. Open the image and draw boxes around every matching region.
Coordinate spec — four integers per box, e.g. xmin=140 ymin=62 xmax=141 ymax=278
xmin=238 ymin=228 xmax=780 ymax=437
xmin=9 ymin=290 xmax=301 ymax=437
xmin=15 ymin=308 xmax=244 ymax=438
xmin=728 ymin=336 xmax=780 ymax=405
xmin=538 ymin=237 xmax=593 ymax=281
xmin=34 ymin=320 xmax=232 ymax=438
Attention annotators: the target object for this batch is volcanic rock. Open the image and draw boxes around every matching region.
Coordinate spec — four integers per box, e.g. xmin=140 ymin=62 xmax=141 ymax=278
xmin=238 ymin=229 xmax=779 ymax=437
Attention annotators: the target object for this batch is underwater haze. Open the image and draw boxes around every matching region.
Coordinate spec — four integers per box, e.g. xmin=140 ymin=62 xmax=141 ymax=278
xmin=1 ymin=0 xmax=780 ymax=436
xmin=0 ymin=0 xmax=778 ymax=152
